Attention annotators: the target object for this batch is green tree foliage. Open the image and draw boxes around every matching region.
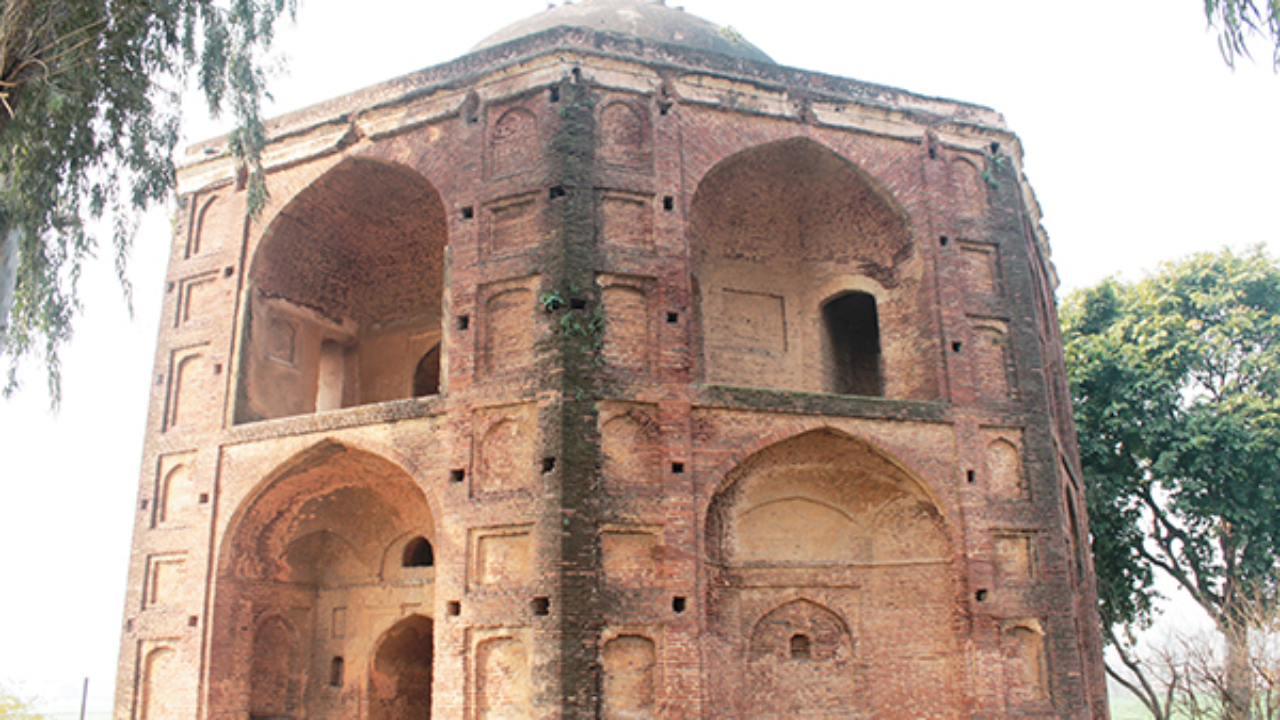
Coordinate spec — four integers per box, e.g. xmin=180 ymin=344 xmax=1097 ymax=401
xmin=1064 ymin=246 xmax=1280 ymax=720
xmin=1205 ymin=0 xmax=1280 ymax=70
xmin=0 ymin=684 xmax=46 ymax=720
xmin=0 ymin=0 xmax=296 ymax=403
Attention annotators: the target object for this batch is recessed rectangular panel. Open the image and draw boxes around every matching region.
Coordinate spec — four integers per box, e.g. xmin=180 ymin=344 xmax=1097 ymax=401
xmin=720 ymin=289 xmax=786 ymax=353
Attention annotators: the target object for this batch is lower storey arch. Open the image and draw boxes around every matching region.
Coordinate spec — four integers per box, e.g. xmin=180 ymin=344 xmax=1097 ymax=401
xmin=207 ymin=442 xmax=439 ymax=720
xmin=704 ymin=429 xmax=965 ymax=718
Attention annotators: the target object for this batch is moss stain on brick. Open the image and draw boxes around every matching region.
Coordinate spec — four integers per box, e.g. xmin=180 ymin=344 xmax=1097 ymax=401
xmin=543 ymin=74 xmax=606 ymax=718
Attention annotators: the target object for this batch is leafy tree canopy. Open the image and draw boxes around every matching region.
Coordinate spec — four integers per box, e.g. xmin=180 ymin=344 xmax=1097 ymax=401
xmin=1206 ymin=0 xmax=1280 ymax=70
xmin=1064 ymin=246 xmax=1280 ymax=719
xmin=0 ymin=0 xmax=295 ymax=403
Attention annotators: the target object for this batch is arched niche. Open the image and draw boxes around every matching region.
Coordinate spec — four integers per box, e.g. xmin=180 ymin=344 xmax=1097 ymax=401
xmin=139 ymin=646 xmax=178 ymax=720
xmin=744 ymin=599 xmax=855 ymax=718
xmin=707 ymin=429 xmax=948 ymax=568
xmin=598 ymin=100 xmax=652 ymax=169
xmin=370 ymin=615 xmax=435 ymax=720
xmin=489 ymin=107 xmax=538 ymax=178
xmin=688 ymin=138 xmax=933 ymax=397
xmin=250 ymin=615 xmax=302 ymax=719
xmin=691 ymin=138 xmax=910 ymax=271
xmin=601 ymin=634 xmax=657 ymax=718
xmin=210 ymin=442 xmax=436 ymax=719
xmin=704 ymin=429 xmax=961 ymax=717
xmin=236 ymin=157 xmax=448 ymax=423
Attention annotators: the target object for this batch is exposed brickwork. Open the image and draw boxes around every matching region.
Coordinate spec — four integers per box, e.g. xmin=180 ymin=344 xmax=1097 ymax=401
xmin=116 ymin=6 xmax=1108 ymax=719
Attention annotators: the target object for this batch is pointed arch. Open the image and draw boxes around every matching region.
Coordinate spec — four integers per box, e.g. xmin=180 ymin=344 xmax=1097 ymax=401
xmin=209 ymin=441 xmax=438 ymax=719
xmin=489 ymin=106 xmax=538 ymax=177
xmin=705 ymin=425 xmax=953 ymax=567
xmin=236 ymin=156 xmax=448 ymax=422
xmin=250 ymin=615 xmax=301 ymax=719
xmin=370 ymin=614 xmax=435 ymax=720
xmin=601 ymin=410 xmax=659 ymax=488
xmin=703 ymin=427 xmax=961 ymax=717
xmin=688 ymin=137 xmax=931 ymax=396
xmin=218 ymin=441 xmax=436 ymax=582
xmin=743 ymin=599 xmax=857 ymax=717
xmin=139 ymin=646 xmax=177 ymax=720
xmin=690 ymin=137 xmax=911 ymax=274
xmin=598 ymin=100 xmax=652 ymax=168
xmin=601 ymin=634 xmax=657 ymax=718
xmin=157 ymin=463 xmax=192 ymax=525
xmin=748 ymin=598 xmax=852 ymax=661
xmin=702 ymin=426 xmax=947 ymax=524
xmin=951 ymin=156 xmax=985 ymax=217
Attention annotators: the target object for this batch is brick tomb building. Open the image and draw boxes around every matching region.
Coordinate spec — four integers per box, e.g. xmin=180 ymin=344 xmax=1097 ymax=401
xmin=116 ymin=1 xmax=1108 ymax=717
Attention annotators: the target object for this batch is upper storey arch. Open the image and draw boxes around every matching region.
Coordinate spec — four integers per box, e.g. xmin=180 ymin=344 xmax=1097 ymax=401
xmin=689 ymin=138 xmax=937 ymax=399
xmin=690 ymin=137 xmax=912 ymax=277
xmin=236 ymin=157 xmax=448 ymax=423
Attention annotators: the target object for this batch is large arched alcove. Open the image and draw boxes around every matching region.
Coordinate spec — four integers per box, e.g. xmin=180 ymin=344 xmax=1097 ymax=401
xmin=210 ymin=442 xmax=437 ymax=719
xmin=688 ymin=138 xmax=937 ymax=398
xmin=236 ymin=157 xmax=448 ymax=423
xmin=704 ymin=429 xmax=962 ymax=718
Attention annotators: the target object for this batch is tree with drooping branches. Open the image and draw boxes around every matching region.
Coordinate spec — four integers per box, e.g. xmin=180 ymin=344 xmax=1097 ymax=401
xmin=0 ymin=0 xmax=294 ymax=403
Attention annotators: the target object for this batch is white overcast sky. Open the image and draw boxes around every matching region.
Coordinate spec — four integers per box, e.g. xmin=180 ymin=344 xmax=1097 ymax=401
xmin=1 ymin=0 xmax=1276 ymax=715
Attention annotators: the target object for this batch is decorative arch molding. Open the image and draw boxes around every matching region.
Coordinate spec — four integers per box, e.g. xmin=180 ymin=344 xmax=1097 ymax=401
xmin=488 ymin=106 xmax=539 ymax=178
xmin=706 ymin=427 xmax=952 ymax=569
xmin=747 ymin=598 xmax=853 ymax=661
xmin=218 ymin=439 xmax=437 ymax=582
xmin=697 ymin=425 xmax=947 ymax=522
xmin=598 ymin=98 xmax=653 ymax=169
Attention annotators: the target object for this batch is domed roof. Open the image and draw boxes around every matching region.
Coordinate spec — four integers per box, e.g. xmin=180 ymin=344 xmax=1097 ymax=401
xmin=473 ymin=0 xmax=774 ymax=64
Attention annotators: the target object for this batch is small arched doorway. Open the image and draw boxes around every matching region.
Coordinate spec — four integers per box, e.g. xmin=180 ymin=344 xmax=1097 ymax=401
xmin=821 ymin=291 xmax=882 ymax=396
xmin=370 ymin=615 xmax=434 ymax=720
